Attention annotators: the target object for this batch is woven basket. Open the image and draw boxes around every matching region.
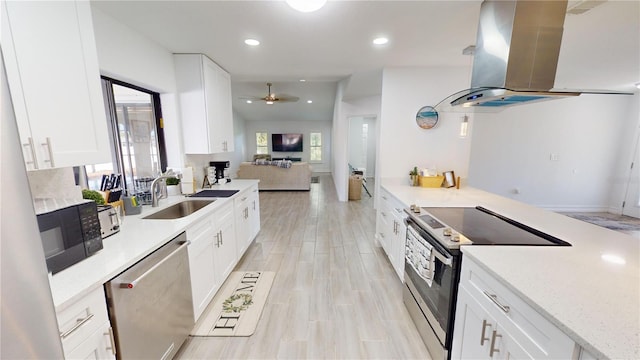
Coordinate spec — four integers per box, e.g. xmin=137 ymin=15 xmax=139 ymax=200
xmin=418 ymin=175 xmax=444 ymax=188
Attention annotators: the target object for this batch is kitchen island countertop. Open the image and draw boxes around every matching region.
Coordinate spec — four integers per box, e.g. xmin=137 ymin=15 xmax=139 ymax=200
xmin=381 ymin=179 xmax=639 ymax=360
xmin=48 ymin=180 xmax=259 ymax=312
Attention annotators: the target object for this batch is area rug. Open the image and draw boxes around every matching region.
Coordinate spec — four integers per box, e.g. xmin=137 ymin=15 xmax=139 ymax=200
xmin=191 ymin=271 xmax=274 ymax=337
xmin=311 ymin=176 xmax=319 ymax=183
xmin=563 ymin=213 xmax=640 ymax=231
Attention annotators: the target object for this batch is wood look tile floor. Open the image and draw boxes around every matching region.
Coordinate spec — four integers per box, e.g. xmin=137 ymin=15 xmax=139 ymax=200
xmin=175 ymin=175 xmax=431 ymax=359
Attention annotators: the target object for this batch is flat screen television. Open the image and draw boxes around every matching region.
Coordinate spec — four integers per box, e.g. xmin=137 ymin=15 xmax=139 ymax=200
xmin=272 ymin=133 xmax=303 ymax=152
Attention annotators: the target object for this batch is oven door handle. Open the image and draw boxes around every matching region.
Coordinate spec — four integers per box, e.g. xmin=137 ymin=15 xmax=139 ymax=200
xmin=432 ymin=249 xmax=452 ymax=266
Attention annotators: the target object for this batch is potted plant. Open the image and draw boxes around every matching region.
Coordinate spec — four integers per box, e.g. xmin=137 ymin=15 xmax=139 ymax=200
xmin=409 ymin=166 xmax=419 ymax=186
xmin=165 ymin=176 xmax=181 ymax=196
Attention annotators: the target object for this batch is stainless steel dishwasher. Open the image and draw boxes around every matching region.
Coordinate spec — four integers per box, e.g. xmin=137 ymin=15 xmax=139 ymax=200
xmin=105 ymin=232 xmax=194 ymax=360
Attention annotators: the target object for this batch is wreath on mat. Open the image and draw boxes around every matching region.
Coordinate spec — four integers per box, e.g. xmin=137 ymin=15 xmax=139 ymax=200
xmin=222 ymin=293 xmax=253 ymax=313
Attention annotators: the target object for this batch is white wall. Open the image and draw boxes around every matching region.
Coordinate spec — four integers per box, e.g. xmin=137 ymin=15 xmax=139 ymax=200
xmin=378 ymin=67 xmax=472 ymax=182
xmin=468 ymin=94 xmax=638 ymax=211
xmin=244 ymin=120 xmax=332 ymax=173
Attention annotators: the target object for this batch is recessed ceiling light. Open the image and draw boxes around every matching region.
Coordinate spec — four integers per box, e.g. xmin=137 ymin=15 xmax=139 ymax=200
xmin=266 ymin=101 xmax=274 ymax=105
xmin=307 ymin=100 xmax=313 ymax=104
xmin=244 ymin=39 xmax=260 ymax=46
xmin=246 ymin=100 xmax=252 ymax=104
xmin=299 ymin=79 xmax=306 ymax=82
xmin=373 ymin=37 xmax=389 ymax=45
xmin=601 ymin=253 xmax=626 ymax=265
xmin=635 ymin=82 xmax=640 ymax=89
xmin=286 ymin=0 xmax=326 ymax=13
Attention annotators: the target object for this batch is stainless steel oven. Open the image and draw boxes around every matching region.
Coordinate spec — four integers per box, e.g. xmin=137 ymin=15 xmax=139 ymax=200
xmin=403 ymin=206 xmax=571 ymax=360
xmin=404 ymin=218 xmax=461 ymax=360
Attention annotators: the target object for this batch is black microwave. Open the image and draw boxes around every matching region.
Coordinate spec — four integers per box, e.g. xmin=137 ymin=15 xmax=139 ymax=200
xmin=36 ymin=201 xmax=103 ymax=274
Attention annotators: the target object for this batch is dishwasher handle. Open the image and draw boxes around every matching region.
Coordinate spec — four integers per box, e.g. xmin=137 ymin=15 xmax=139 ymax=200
xmin=120 ymin=240 xmax=190 ymax=289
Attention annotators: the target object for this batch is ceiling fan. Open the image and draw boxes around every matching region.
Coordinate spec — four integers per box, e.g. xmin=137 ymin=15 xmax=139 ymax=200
xmin=240 ymin=82 xmax=299 ymax=104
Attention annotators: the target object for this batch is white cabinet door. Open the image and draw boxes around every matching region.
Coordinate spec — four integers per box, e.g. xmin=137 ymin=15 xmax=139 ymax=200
xmin=204 ymin=59 xmax=234 ymax=153
xmin=1 ymin=1 xmax=109 ymax=170
xmin=249 ymin=186 xmax=260 ymax=241
xmin=452 ymin=287 xmax=496 ymax=359
xmin=187 ymin=216 xmax=218 ymax=321
xmin=175 ymin=54 xmax=234 ymax=154
xmin=391 ymin=207 xmax=407 ymax=281
xmin=65 ymin=323 xmax=116 ymax=360
xmin=214 ymin=202 xmax=237 ymax=281
xmin=235 ymin=191 xmax=250 ymax=257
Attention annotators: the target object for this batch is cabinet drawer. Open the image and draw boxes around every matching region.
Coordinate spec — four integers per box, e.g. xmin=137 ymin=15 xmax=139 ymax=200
xmin=187 ymin=216 xmax=213 ymax=241
xmin=56 ymin=287 xmax=110 ymax=354
xmin=460 ymin=257 xmax=574 ymax=359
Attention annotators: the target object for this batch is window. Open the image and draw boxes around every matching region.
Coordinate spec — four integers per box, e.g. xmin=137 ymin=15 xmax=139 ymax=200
xmin=256 ymin=132 xmax=268 ymax=154
xmin=84 ymin=78 xmax=166 ymax=193
xmin=310 ymin=132 xmax=322 ymax=161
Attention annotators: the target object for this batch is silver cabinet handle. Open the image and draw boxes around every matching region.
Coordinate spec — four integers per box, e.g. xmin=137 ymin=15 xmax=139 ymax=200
xmin=105 ymin=326 xmax=116 ymax=355
xmin=23 ymin=137 xmax=39 ymax=169
xmin=120 ymin=240 xmax=190 ymax=288
xmin=381 ymin=212 xmax=387 ymax=218
xmin=489 ymin=330 xmax=502 ymax=357
xmin=252 ymin=200 xmax=256 ymax=210
xmin=219 ymin=230 xmax=223 ymax=245
xmin=483 ymin=290 xmax=510 ymax=313
xmin=60 ymin=313 xmax=94 ymax=339
xmin=382 ymin=195 xmax=388 ymax=200
xmin=480 ymin=319 xmax=491 ymax=346
xmin=42 ymin=137 xmax=55 ymax=167
xmin=215 ymin=232 xmax=220 ymax=247
xmin=241 ymin=196 xmax=248 ymax=201
xmin=379 ymin=232 xmax=385 ymax=239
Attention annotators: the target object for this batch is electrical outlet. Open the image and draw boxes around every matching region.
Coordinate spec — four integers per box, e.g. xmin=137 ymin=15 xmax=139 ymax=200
xmin=550 ymin=153 xmax=559 ymax=161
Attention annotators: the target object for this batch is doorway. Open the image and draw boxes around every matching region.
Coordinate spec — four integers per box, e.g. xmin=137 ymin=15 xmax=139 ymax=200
xmin=622 ymin=131 xmax=640 ymax=218
xmin=347 ymin=115 xmax=377 ymax=201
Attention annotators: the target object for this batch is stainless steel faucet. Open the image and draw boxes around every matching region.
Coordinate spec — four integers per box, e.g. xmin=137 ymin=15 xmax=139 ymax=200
xmin=150 ymin=175 xmax=170 ymax=207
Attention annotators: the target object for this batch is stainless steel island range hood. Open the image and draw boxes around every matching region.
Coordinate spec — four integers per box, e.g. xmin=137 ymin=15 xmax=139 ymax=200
xmin=442 ymin=0 xmax=630 ymax=111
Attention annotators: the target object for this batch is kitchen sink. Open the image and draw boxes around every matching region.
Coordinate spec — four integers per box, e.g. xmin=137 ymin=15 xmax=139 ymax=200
xmin=142 ymin=200 xmax=215 ymax=220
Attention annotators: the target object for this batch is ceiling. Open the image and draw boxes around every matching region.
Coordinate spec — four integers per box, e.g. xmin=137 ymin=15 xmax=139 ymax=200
xmin=91 ymin=0 xmax=639 ymax=123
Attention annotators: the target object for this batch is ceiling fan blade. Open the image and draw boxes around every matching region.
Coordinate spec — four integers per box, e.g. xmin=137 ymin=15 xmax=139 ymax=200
xmin=238 ymin=96 xmax=266 ymax=101
xmin=274 ymin=95 xmax=299 ymax=103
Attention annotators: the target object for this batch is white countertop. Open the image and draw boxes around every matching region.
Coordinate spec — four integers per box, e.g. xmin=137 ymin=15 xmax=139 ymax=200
xmin=381 ymin=180 xmax=639 ymax=360
xmin=48 ymin=180 xmax=259 ymax=312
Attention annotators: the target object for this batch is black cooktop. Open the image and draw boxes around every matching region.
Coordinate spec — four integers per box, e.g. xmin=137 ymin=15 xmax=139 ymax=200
xmin=418 ymin=206 xmax=571 ymax=246
xmin=188 ymin=189 xmax=240 ymax=198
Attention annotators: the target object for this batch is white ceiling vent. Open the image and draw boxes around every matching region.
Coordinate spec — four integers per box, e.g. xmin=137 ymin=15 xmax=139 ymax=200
xmin=566 ymin=0 xmax=607 ymax=15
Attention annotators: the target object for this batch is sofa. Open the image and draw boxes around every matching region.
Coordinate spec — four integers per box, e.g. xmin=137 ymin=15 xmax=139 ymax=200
xmin=236 ymin=161 xmax=312 ymax=190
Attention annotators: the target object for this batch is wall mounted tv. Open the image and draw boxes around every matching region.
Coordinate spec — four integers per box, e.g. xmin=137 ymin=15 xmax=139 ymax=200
xmin=272 ymin=133 xmax=303 ymax=152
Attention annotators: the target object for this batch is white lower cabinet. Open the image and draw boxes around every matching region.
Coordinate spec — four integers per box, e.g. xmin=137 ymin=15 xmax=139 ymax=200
xmin=214 ymin=202 xmax=237 ymax=281
xmin=187 ymin=201 xmax=237 ymax=321
xmin=249 ymin=186 xmax=261 ymax=241
xmin=376 ymin=188 xmax=407 ymax=281
xmin=65 ymin=322 xmax=115 ymax=360
xmin=186 ymin=215 xmax=218 ymax=321
xmin=452 ymin=256 xmax=575 ymax=360
xmin=55 ymin=287 xmax=115 ymax=360
xmin=235 ymin=185 xmax=261 ymax=258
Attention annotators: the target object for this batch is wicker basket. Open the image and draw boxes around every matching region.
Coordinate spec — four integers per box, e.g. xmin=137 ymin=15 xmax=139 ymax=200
xmin=418 ymin=175 xmax=444 ymax=188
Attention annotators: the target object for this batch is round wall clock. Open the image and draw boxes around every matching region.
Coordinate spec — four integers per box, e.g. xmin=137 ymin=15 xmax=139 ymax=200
xmin=416 ymin=106 xmax=439 ymax=129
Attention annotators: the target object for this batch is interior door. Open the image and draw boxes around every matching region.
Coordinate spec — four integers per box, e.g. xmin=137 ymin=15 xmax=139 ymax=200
xmin=622 ymin=133 xmax=639 ymax=218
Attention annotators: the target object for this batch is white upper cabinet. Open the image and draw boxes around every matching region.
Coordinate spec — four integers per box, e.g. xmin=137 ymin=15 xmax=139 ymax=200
xmin=174 ymin=54 xmax=234 ymax=154
xmin=1 ymin=1 xmax=110 ymax=170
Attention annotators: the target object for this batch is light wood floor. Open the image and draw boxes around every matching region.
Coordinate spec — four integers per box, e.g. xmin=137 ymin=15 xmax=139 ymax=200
xmin=175 ymin=175 xmax=431 ymax=359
